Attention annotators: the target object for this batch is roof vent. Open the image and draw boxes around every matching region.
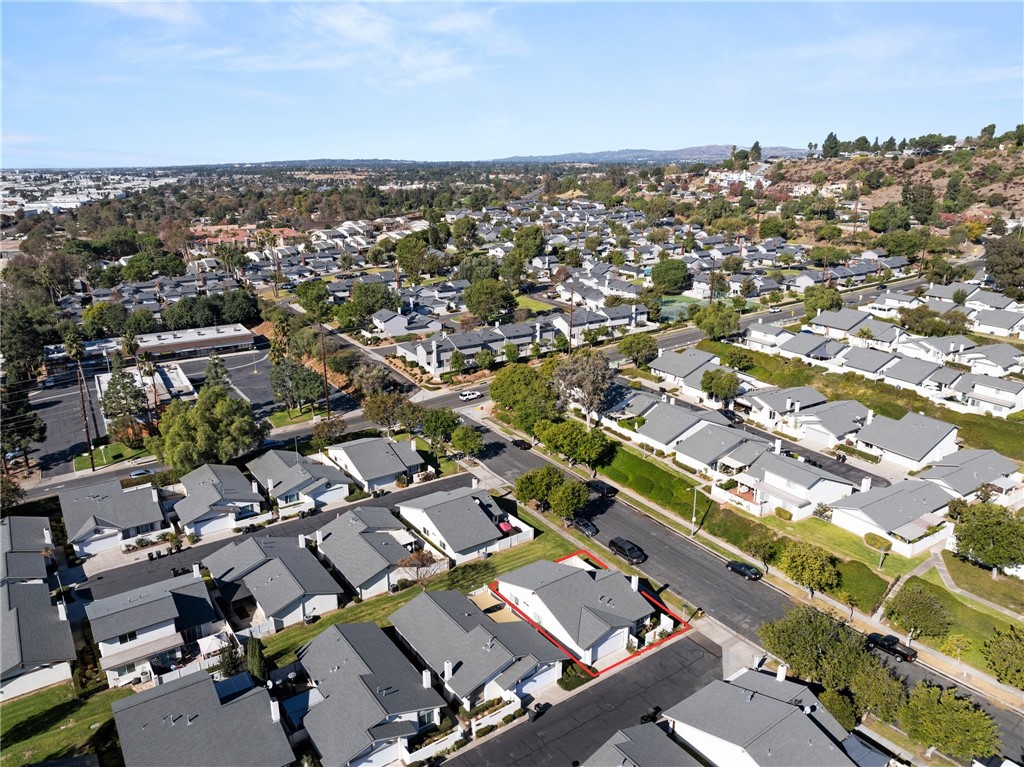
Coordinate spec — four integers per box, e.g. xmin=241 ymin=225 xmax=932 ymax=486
xmin=747 ymin=691 xmax=755 ymax=702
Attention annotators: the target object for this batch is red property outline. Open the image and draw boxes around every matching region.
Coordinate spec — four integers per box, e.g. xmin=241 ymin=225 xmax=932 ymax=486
xmin=487 ymin=549 xmax=691 ymax=678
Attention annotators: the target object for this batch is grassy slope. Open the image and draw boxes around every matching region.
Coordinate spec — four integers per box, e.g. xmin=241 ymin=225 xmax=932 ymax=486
xmin=940 ymin=550 xmax=1024 ymax=615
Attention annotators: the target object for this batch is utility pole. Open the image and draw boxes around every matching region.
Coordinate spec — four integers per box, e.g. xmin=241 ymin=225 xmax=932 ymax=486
xmin=77 ymin=365 xmax=95 ymax=473
xmin=319 ymin=326 xmax=331 ymax=419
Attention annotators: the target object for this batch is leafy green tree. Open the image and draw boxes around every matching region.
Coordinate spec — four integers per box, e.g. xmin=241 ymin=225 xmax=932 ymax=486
xmin=145 ymin=385 xmax=267 ymax=473
xmin=901 ymin=182 xmax=936 ymax=224
xmin=351 ymin=363 xmax=390 ymax=396
xmin=574 ymin=428 xmax=614 ymax=472
xmin=395 ymin=235 xmax=427 ymax=284
xmin=0 ymin=475 xmax=26 ymax=512
xmin=803 ymin=285 xmax=843 ymax=315
xmin=459 ymin=254 xmax=500 ymax=284
xmin=245 ymin=638 xmax=268 ymax=684
xmin=849 ymin=656 xmax=907 ymax=724
xmin=362 ymin=392 xmax=406 ymax=435
xmin=123 ymin=308 xmax=157 ymax=336
xmin=162 ymin=295 xmax=218 ymax=331
xmin=868 ymin=203 xmax=911 ymax=233
xmin=310 ymin=415 xmax=347 ymax=452
xmin=985 ymin=235 xmax=1024 ymax=301
xmin=463 ymin=279 xmax=515 ymax=321
xmin=451 ymin=216 xmax=478 ymax=250
xmin=0 ymin=388 xmax=47 ymax=470
xmin=451 ymin=425 xmax=484 ymax=457
xmin=700 ymin=368 xmax=740 ymax=402
xmin=0 ymin=299 xmax=45 ymax=383
xmin=900 ymin=683 xmax=1000 ymax=759
xmin=819 ymin=689 xmax=857 ymax=731
xmin=941 ymin=634 xmax=972 ymax=670
xmin=885 ymin=582 xmax=952 ymax=643
xmin=553 ymin=350 xmax=613 ymax=429
xmin=475 ymin=349 xmax=495 ymax=371
xmin=617 ymin=333 xmax=658 ymax=367
xmin=745 ymin=532 xmax=781 ymax=574
xmin=82 ymin=301 xmax=129 ymax=339
xmin=449 ymin=350 xmax=466 ymax=378
xmin=952 ymin=503 xmax=1024 ymax=576
xmin=351 ymin=282 xmax=401 ymax=317
xmin=101 ymin=355 xmax=147 ymax=447
xmin=423 ymin=408 xmax=460 ymax=448
xmin=822 ymin=132 xmax=840 ymax=158
xmin=650 ymin=260 xmax=691 ymax=292
xmin=759 ymin=217 xmax=788 ymax=239
xmin=778 ymin=541 xmax=840 ymax=598
xmin=757 ymin=606 xmax=861 ymax=687
xmin=982 ymin=625 xmax=1024 ymax=688
xmin=500 ymin=253 xmax=525 ymax=287
xmin=215 ymin=641 xmax=245 ymax=678
xmin=294 ymin=279 xmax=334 ymax=323
xmin=691 ymin=302 xmax=740 ymax=340
xmin=549 ymin=480 xmax=589 ymax=520
xmin=749 ymin=140 xmax=762 ymax=162
xmin=203 ymin=351 xmax=230 ymax=390
xmin=501 ymin=342 xmax=520 ymax=365
xmin=515 ymin=466 xmax=565 ymax=509
xmin=397 ymin=399 xmax=425 ymax=433
xmin=512 ymin=225 xmax=545 ymax=263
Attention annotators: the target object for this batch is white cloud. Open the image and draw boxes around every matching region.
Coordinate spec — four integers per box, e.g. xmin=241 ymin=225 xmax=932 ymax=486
xmin=87 ymin=1 xmax=202 ymax=26
xmin=2 ymin=132 xmax=44 ymax=144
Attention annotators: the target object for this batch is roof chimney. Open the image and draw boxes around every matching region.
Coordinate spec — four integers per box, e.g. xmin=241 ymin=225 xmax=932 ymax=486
xmin=422 ymin=669 xmax=432 ymax=689
xmin=471 ymin=476 xmax=479 ymax=489
xmin=443 ymin=660 xmax=453 ymax=681
xmin=315 ymin=529 xmax=323 ymax=546
xmin=630 ymin=575 xmax=640 ymax=592
xmin=192 ymin=563 xmax=201 ymax=579
xmin=865 ymin=409 xmax=874 ymax=425
xmin=298 ymin=533 xmax=306 ymax=548
xmin=860 ymin=477 xmax=872 ymax=493
xmin=43 ymin=527 xmax=52 ymax=545
xmin=774 ymin=439 xmax=782 ymax=455
xmin=776 ymin=663 xmax=787 ymax=682
xmin=270 ymin=699 xmax=280 ymax=723
xmin=57 ymin=599 xmax=68 ymax=622
xmin=785 ymin=398 xmax=793 ymax=411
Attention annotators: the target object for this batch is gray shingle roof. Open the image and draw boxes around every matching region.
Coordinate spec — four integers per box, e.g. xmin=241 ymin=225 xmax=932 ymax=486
xmin=882 ymin=357 xmax=942 ymax=385
xmin=174 ymin=464 xmax=264 ymax=526
xmin=583 ymin=723 xmax=700 ymax=767
xmin=246 ymin=449 xmax=350 ymax=500
xmin=749 ymin=386 xmax=827 ymax=414
xmin=635 ymin=404 xmax=726 ymax=448
xmin=747 ymin=452 xmax=854 ymax=491
xmin=315 ymin=506 xmax=411 ymax=590
xmin=675 ymin=423 xmax=768 ymax=468
xmin=778 ymin=334 xmax=846 ymax=359
xmin=832 ymin=480 xmax=951 ymax=533
xmin=205 ymin=536 xmax=343 ymax=617
xmin=329 ymin=437 xmax=422 ymax=482
xmin=59 ymin=479 xmax=164 ymax=541
xmin=397 ymin=486 xmax=502 ymax=553
xmin=0 ymin=516 xmax=52 ymax=582
xmin=919 ymin=449 xmax=1020 ymax=496
xmin=1 ymin=581 xmax=75 ymax=676
xmin=856 ymin=413 xmax=956 ymax=462
xmin=85 ymin=572 xmax=214 ymax=643
xmin=499 ymin=561 xmax=652 ymax=651
xmin=112 ymin=672 xmax=294 ymax=767
xmin=663 ymin=670 xmax=854 ymax=767
xmin=841 ymin=347 xmax=898 ymax=374
xmin=649 ymin=348 xmax=717 ymax=380
xmin=793 ymin=400 xmax=870 ymax=439
xmin=391 ymin=590 xmax=563 ymax=699
xmin=974 ymin=309 xmax=1024 ymax=330
xmin=810 ymin=308 xmax=868 ymax=332
xmin=297 ymin=623 xmax=444 ymax=767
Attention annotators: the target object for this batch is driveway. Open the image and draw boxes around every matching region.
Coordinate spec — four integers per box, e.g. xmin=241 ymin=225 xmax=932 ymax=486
xmin=448 ymin=634 xmax=723 ymax=767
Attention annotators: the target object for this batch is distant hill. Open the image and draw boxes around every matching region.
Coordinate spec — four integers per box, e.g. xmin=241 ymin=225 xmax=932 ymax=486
xmin=492 ymin=145 xmax=807 ymax=164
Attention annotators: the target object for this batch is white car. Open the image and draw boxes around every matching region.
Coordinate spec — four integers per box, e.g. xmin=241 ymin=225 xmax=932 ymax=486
xmin=767 ymin=307 xmax=783 ymax=314
xmin=459 ymin=390 xmax=483 ymax=402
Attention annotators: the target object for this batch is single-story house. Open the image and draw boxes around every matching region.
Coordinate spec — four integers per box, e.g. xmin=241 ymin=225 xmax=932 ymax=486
xmin=112 ymin=672 xmax=294 ymax=767
xmin=86 ymin=570 xmax=216 ymax=687
xmin=314 ymin=506 xmax=439 ymax=599
xmin=59 ymin=480 xmax=166 ymax=558
xmin=674 ymin=424 xmax=770 ymax=478
xmin=854 ymin=412 xmax=959 ymax=471
xmin=205 ymin=535 xmax=344 ymax=631
xmin=247 ymin=449 xmax=351 ymax=515
xmin=173 ymin=464 xmax=266 ymax=537
xmin=371 ymin=309 xmax=442 ymax=338
xmin=779 ymin=400 xmax=871 ymax=449
xmin=971 ymin=309 xmax=1024 ymax=338
xmin=391 ymin=590 xmax=564 ymax=709
xmin=742 ymin=322 xmax=794 ymax=353
xmin=290 ymin=623 xmax=445 ymax=767
xmin=950 ymin=373 xmax=1024 ymax=417
xmin=743 ymin=387 xmax=827 ymax=429
xmin=830 ymin=480 xmax=953 ymax=557
xmin=1 ymin=516 xmax=55 ymax=584
xmin=496 ymin=559 xmax=654 ymax=665
xmin=776 ymin=333 xmax=846 ymax=362
xmin=837 ymin=347 xmax=900 ymax=380
xmin=954 ymin=343 xmax=1024 ymax=378
xmin=0 ymin=581 xmax=75 ymax=700
xmin=582 ymin=723 xmax=701 ymax=767
xmin=919 ymin=449 xmax=1024 ymax=507
xmin=317 ymin=437 xmax=424 ymax=491
xmin=726 ymin=452 xmax=858 ymax=520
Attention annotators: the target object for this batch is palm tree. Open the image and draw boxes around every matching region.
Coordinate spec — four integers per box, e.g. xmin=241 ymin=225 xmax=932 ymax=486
xmin=64 ymin=330 xmax=95 ymax=473
xmin=137 ymin=352 xmax=158 ymax=426
xmin=121 ymin=331 xmax=139 ymax=365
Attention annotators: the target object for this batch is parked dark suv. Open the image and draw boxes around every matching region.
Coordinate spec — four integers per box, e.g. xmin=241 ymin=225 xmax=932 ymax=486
xmin=609 ymin=537 xmax=646 ymax=564
xmin=725 ymin=560 xmax=762 ymax=580
xmin=866 ymin=633 xmax=917 ymax=662
xmin=588 ymin=480 xmax=617 ymax=498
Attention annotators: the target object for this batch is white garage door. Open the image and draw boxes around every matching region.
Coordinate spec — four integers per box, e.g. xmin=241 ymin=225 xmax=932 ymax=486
xmin=590 ymin=628 xmax=626 ymax=664
xmin=515 ymin=663 xmax=559 ymax=698
xmin=191 ymin=516 xmax=233 ymax=537
xmin=79 ymin=532 xmax=120 ymax=556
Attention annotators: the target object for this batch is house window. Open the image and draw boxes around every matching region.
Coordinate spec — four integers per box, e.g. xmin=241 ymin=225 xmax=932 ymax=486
xmin=116 ymin=662 xmax=136 ymax=676
xmin=117 ymin=631 xmax=138 ymax=645
xmin=418 ymin=710 xmax=436 ymax=727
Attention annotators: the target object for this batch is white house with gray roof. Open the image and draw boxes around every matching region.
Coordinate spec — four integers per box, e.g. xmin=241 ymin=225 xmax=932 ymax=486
xmin=397 ymin=485 xmax=533 ymax=565
xmin=205 ymin=535 xmax=343 ymax=631
xmin=1 ymin=581 xmax=75 ymax=699
xmin=314 ymin=506 xmax=441 ymax=599
xmin=582 ymin=723 xmax=701 ymax=767
xmin=955 ymin=343 xmax=1024 ymax=378
xmin=649 ymin=348 xmax=760 ymax=408
xmin=920 ymin=450 xmax=1024 ymax=508
xmin=854 ymin=412 xmax=958 ymax=470
xmin=663 ymin=668 xmax=856 ymax=767
xmin=831 ymin=480 xmax=954 ymax=557
xmin=173 ymin=464 xmax=266 ymax=537
xmin=724 ymin=452 xmax=858 ymax=521
xmin=0 ymin=516 xmax=55 ymax=585
xmin=317 ymin=437 xmax=424 ymax=492
xmin=112 ymin=672 xmax=294 ymax=767
xmin=59 ymin=479 xmax=166 ymax=557
xmin=743 ymin=387 xmax=827 ymax=429
xmin=391 ymin=590 xmax=564 ymax=708
xmin=742 ymin=322 xmax=794 ymax=353
xmin=950 ymin=372 xmax=1024 ymax=417
xmin=674 ymin=424 xmax=770 ymax=479
xmin=778 ymin=400 xmax=871 ymax=450
xmin=289 ymin=623 xmax=445 ymax=767
xmin=496 ymin=559 xmax=653 ymax=665
xmin=601 ymin=391 xmax=731 ymax=453
xmin=247 ymin=449 xmax=351 ymax=516
xmin=86 ymin=570 xmax=216 ymax=687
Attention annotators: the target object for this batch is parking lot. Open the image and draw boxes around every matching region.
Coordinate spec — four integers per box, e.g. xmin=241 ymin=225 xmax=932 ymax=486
xmin=29 ymin=375 xmax=107 ymax=478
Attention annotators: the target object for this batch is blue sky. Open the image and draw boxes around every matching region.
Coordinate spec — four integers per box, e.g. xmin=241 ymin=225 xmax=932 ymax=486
xmin=3 ymin=2 xmax=1022 ymax=168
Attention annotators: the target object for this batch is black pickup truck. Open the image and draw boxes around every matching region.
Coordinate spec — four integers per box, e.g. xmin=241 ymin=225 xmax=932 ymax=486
xmin=866 ymin=633 xmax=918 ymax=662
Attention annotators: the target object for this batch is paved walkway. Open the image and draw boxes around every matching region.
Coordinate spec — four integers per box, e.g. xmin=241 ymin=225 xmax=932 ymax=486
xmin=870 ymin=554 xmax=936 ymax=621
xmin=930 ymin=550 xmax=1022 ymax=621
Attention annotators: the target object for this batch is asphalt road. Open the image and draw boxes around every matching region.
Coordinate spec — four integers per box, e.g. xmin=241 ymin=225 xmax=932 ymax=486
xmin=448 ymin=634 xmax=724 ymax=767
xmin=76 ymin=473 xmax=475 ymax=602
xmin=474 ymin=424 xmax=1024 ymax=758
xmin=27 ymin=374 xmax=107 ymax=479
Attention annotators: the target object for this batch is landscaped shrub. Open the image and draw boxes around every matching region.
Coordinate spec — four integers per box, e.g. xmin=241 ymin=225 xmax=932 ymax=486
xmin=775 ymin=508 xmax=793 ymax=521
xmin=557 ymin=664 xmax=596 ymax=691
xmin=864 ymin=533 xmax=892 ymax=552
xmin=476 ymin=725 xmax=496 ymax=737
xmin=395 ymin=578 xmax=413 ymax=591
xmin=720 ymin=478 xmax=739 ymax=491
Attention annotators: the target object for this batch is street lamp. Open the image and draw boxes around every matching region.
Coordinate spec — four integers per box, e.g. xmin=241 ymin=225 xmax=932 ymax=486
xmin=690 ymin=487 xmax=698 ymax=538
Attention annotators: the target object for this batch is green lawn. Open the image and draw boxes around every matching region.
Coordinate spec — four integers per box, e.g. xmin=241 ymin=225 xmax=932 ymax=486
xmin=409 ymin=437 xmax=460 ymax=477
xmin=598 ymin=446 xmax=714 ymax=517
xmin=756 ymin=515 xmax=927 ymax=579
xmin=266 ymin=404 xmax=329 ymax=428
xmin=830 ymin=560 xmax=889 ymax=614
xmin=264 ymin=518 xmax=575 ymax=666
xmin=697 ymin=340 xmax=1024 ymax=460
xmin=905 ymin=572 xmax=1014 ymax=672
xmin=515 ymin=294 xmax=552 ymax=313
xmin=940 ymin=550 xmax=1024 ymax=615
xmin=73 ymin=442 xmax=149 ymax=472
xmin=0 ymin=683 xmax=133 ymax=767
